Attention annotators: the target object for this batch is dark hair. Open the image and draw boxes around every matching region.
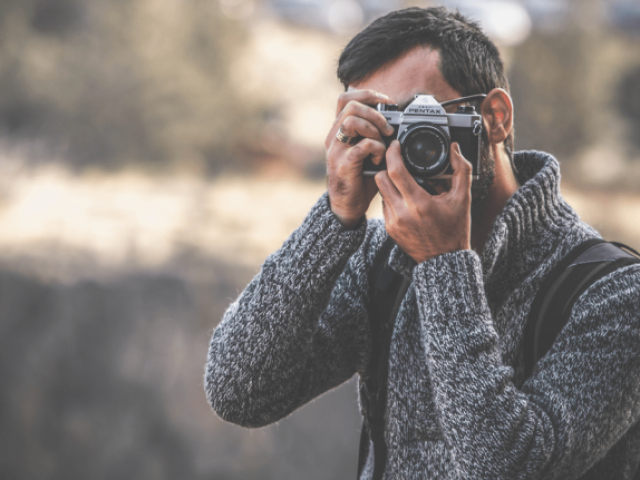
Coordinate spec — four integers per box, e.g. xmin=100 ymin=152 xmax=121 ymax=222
xmin=337 ymin=7 xmax=513 ymax=152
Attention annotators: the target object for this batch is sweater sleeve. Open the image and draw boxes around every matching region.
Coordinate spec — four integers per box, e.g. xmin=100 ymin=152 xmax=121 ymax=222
xmin=204 ymin=193 xmax=377 ymax=428
xmin=412 ymin=250 xmax=640 ymax=480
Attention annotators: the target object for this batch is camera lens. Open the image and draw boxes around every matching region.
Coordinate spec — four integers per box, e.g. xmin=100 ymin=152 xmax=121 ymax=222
xmin=406 ymin=132 xmax=441 ymax=165
xmin=398 ymin=124 xmax=449 ymax=177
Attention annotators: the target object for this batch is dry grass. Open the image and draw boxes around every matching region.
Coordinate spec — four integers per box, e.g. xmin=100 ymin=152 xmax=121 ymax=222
xmin=0 ymin=163 xmax=637 ymax=282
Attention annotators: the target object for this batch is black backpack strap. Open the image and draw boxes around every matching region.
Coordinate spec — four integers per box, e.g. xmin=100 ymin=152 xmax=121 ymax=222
xmin=524 ymin=239 xmax=640 ymax=380
xmin=357 ymin=236 xmax=410 ymax=480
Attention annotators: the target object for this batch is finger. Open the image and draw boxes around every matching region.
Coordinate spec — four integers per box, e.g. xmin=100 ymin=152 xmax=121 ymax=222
xmin=336 ymin=89 xmax=393 ymax=117
xmin=340 ymin=116 xmax=385 ymax=144
xmin=327 ymin=103 xmax=395 ymax=150
xmin=341 ymin=101 xmax=395 ymax=137
xmin=375 ymin=170 xmax=402 ymax=210
xmin=329 ymin=138 xmax=387 ymax=179
xmin=384 ymin=140 xmax=422 ymax=199
xmin=449 ymin=142 xmax=473 ymax=200
xmin=327 ymin=91 xmax=395 ymax=150
xmin=375 ymin=172 xmax=403 ymax=236
xmin=380 ymin=194 xmax=393 ymax=227
xmin=354 ymin=138 xmax=387 ymax=166
xmin=345 ymin=138 xmax=387 ymax=168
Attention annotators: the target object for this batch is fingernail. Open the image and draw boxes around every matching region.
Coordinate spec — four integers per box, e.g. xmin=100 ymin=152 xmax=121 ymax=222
xmin=377 ymin=93 xmax=389 ymax=101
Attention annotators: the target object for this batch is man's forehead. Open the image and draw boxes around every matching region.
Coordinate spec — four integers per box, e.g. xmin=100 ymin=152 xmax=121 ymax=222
xmin=345 ymin=47 xmax=461 ymax=108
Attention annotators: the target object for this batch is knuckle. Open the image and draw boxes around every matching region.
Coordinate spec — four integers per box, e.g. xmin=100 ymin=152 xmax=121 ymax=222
xmin=358 ymin=138 xmax=372 ymax=151
xmin=344 ymin=100 xmax=359 ymax=114
xmin=375 ymin=176 xmax=388 ymax=193
xmin=459 ymin=156 xmax=472 ymax=172
xmin=377 ymin=113 xmax=390 ymax=129
xmin=416 ymin=202 xmax=429 ymax=217
xmin=374 ymin=139 xmax=386 ymax=151
xmin=387 ymin=161 xmax=400 ymax=179
xmin=342 ymin=116 xmax=355 ymax=130
xmin=363 ymin=121 xmax=377 ymax=137
xmin=348 ymin=145 xmax=364 ymax=162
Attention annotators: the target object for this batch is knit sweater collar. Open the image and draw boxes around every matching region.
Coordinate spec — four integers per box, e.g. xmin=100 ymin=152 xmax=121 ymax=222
xmin=481 ymin=150 xmax=581 ymax=279
xmin=389 ymin=150 xmax=585 ymax=286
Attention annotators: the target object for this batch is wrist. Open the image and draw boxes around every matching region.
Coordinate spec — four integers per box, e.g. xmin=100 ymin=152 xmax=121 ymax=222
xmin=326 ymin=195 xmax=364 ymax=230
xmin=331 ymin=209 xmax=363 ymax=230
xmin=406 ymin=242 xmax=471 ymax=265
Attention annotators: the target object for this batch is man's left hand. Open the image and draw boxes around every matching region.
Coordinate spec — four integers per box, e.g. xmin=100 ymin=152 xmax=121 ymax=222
xmin=375 ymin=141 xmax=472 ymax=264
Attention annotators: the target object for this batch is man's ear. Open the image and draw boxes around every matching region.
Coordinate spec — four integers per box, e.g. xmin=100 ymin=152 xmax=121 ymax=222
xmin=480 ymin=88 xmax=513 ymax=145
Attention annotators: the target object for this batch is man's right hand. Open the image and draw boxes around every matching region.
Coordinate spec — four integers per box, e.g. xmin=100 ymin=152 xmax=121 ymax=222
xmin=325 ymin=89 xmax=395 ymax=229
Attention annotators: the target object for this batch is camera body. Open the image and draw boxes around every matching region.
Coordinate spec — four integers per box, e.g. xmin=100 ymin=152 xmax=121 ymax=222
xmin=362 ymin=94 xmax=483 ymax=186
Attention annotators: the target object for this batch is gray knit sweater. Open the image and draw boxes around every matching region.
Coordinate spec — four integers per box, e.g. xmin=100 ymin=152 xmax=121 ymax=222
xmin=205 ymin=151 xmax=640 ymax=480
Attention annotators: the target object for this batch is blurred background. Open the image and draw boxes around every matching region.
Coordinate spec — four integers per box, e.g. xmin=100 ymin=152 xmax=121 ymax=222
xmin=0 ymin=0 xmax=639 ymax=478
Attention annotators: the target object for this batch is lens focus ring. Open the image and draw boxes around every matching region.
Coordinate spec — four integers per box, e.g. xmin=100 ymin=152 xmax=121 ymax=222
xmin=398 ymin=124 xmax=450 ymax=177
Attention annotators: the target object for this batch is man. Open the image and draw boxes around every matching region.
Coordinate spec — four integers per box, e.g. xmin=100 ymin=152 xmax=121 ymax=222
xmin=205 ymin=7 xmax=640 ymax=479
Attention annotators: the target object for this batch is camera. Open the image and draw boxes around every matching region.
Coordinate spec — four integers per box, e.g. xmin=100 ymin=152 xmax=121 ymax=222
xmin=362 ymin=94 xmax=484 ymax=187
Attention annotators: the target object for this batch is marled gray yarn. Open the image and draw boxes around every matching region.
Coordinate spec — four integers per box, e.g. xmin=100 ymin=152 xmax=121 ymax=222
xmin=205 ymin=151 xmax=640 ymax=480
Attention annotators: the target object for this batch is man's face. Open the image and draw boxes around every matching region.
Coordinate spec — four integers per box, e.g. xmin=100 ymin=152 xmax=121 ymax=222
xmin=348 ymin=46 xmax=495 ymax=213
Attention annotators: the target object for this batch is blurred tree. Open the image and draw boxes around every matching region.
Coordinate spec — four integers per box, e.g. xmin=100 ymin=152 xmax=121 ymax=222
xmin=508 ymin=28 xmax=591 ymax=161
xmin=0 ymin=0 xmax=267 ymax=173
xmin=617 ymin=65 xmax=640 ymax=151
xmin=30 ymin=0 xmax=83 ymax=37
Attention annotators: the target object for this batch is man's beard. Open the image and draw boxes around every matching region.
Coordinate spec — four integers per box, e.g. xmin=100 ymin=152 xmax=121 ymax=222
xmin=470 ymin=135 xmax=496 ymax=217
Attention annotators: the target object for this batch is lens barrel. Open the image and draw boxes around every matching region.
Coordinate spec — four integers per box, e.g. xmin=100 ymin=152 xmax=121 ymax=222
xmin=398 ymin=124 xmax=450 ymax=177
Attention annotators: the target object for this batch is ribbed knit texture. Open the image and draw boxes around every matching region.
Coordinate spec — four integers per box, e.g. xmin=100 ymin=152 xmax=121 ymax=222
xmin=205 ymin=151 xmax=640 ymax=480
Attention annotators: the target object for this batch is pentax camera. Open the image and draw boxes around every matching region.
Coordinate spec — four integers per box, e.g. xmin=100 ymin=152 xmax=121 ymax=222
xmin=362 ymin=94 xmax=485 ymax=187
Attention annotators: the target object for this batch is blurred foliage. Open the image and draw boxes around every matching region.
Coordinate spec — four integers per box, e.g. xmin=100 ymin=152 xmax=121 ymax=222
xmin=2 ymin=0 xmax=639 ymax=179
xmin=617 ymin=65 xmax=640 ymax=152
xmin=0 ymin=0 xmax=267 ymax=172
xmin=0 ymin=257 xmax=362 ymax=480
xmin=509 ymin=29 xmax=591 ymax=159
xmin=509 ymin=22 xmax=640 ymax=169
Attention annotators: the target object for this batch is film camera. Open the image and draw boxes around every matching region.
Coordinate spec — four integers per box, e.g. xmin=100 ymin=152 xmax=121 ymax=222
xmin=362 ymin=94 xmax=486 ymax=187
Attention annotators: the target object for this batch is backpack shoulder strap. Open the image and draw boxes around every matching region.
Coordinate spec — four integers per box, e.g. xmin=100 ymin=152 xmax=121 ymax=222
xmin=357 ymin=236 xmax=410 ymax=480
xmin=523 ymin=239 xmax=640 ymax=380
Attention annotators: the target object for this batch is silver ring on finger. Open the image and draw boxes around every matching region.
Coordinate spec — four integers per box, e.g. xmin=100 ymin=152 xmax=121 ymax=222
xmin=336 ymin=127 xmax=355 ymax=145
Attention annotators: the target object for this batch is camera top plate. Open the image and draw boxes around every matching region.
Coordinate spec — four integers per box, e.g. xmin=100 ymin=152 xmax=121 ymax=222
xmin=404 ymin=95 xmax=447 ymax=116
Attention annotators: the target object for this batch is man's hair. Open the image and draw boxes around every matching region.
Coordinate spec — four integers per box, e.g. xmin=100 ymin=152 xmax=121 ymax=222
xmin=337 ymin=7 xmax=513 ymax=152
